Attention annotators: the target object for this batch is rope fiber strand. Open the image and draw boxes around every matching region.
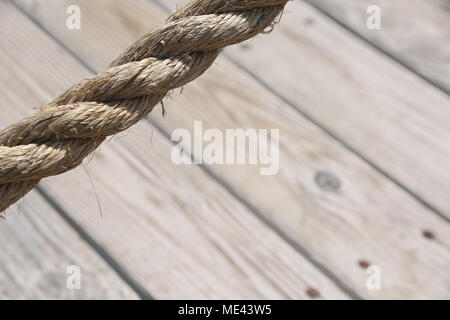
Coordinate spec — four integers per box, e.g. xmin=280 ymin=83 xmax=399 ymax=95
xmin=0 ymin=0 xmax=289 ymax=213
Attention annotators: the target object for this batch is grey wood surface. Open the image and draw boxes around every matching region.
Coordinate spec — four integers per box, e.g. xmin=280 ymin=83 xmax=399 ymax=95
xmin=214 ymin=0 xmax=450 ymax=220
xmin=7 ymin=0 xmax=450 ymax=299
xmin=309 ymin=0 xmax=450 ymax=93
xmin=0 ymin=190 xmax=138 ymax=299
xmin=0 ymin=0 xmax=348 ymax=299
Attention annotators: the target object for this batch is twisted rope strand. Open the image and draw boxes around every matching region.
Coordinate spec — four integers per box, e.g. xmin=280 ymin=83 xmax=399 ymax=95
xmin=0 ymin=0 xmax=288 ymax=212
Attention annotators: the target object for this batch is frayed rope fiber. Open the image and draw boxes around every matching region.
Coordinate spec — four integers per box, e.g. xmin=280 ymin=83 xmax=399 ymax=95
xmin=0 ymin=0 xmax=289 ymax=212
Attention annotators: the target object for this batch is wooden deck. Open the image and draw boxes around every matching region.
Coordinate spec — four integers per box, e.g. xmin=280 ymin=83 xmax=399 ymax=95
xmin=1 ymin=0 xmax=450 ymax=299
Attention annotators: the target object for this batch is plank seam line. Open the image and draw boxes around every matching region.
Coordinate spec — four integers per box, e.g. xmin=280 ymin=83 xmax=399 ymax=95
xmin=35 ymin=186 xmax=154 ymax=300
xmin=300 ymin=0 xmax=450 ymax=97
xmin=10 ymin=2 xmax=154 ymax=301
xmin=11 ymin=0 xmax=361 ymax=299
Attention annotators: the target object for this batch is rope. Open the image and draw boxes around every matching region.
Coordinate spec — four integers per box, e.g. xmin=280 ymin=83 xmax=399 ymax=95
xmin=0 ymin=0 xmax=288 ymax=212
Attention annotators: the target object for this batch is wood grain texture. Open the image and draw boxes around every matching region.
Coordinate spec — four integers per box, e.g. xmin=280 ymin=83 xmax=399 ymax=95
xmin=0 ymin=191 xmax=138 ymax=299
xmin=216 ymin=0 xmax=450 ymax=219
xmin=0 ymin=1 xmax=347 ymax=300
xmin=309 ymin=0 xmax=450 ymax=93
xmin=234 ymin=0 xmax=450 ymax=219
xmin=11 ymin=0 xmax=450 ymax=298
xmin=177 ymin=0 xmax=450 ymax=221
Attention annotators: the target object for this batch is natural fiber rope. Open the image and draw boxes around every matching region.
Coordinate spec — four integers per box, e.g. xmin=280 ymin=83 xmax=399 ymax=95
xmin=0 ymin=0 xmax=288 ymax=212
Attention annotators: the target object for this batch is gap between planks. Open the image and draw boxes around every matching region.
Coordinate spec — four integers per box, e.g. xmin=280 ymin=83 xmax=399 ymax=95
xmin=304 ymin=0 xmax=450 ymax=96
xmin=35 ymin=186 xmax=154 ymax=300
xmin=0 ymin=190 xmax=139 ymax=299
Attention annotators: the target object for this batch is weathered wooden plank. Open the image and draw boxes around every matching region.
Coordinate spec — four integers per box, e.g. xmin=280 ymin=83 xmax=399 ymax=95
xmin=12 ymin=0 xmax=450 ymax=299
xmin=309 ymin=0 xmax=450 ymax=93
xmin=0 ymin=1 xmax=347 ymax=299
xmin=0 ymin=191 xmax=138 ymax=299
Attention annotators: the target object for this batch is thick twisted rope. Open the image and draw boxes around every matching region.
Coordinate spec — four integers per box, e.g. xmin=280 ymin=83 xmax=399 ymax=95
xmin=0 ymin=0 xmax=288 ymax=212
